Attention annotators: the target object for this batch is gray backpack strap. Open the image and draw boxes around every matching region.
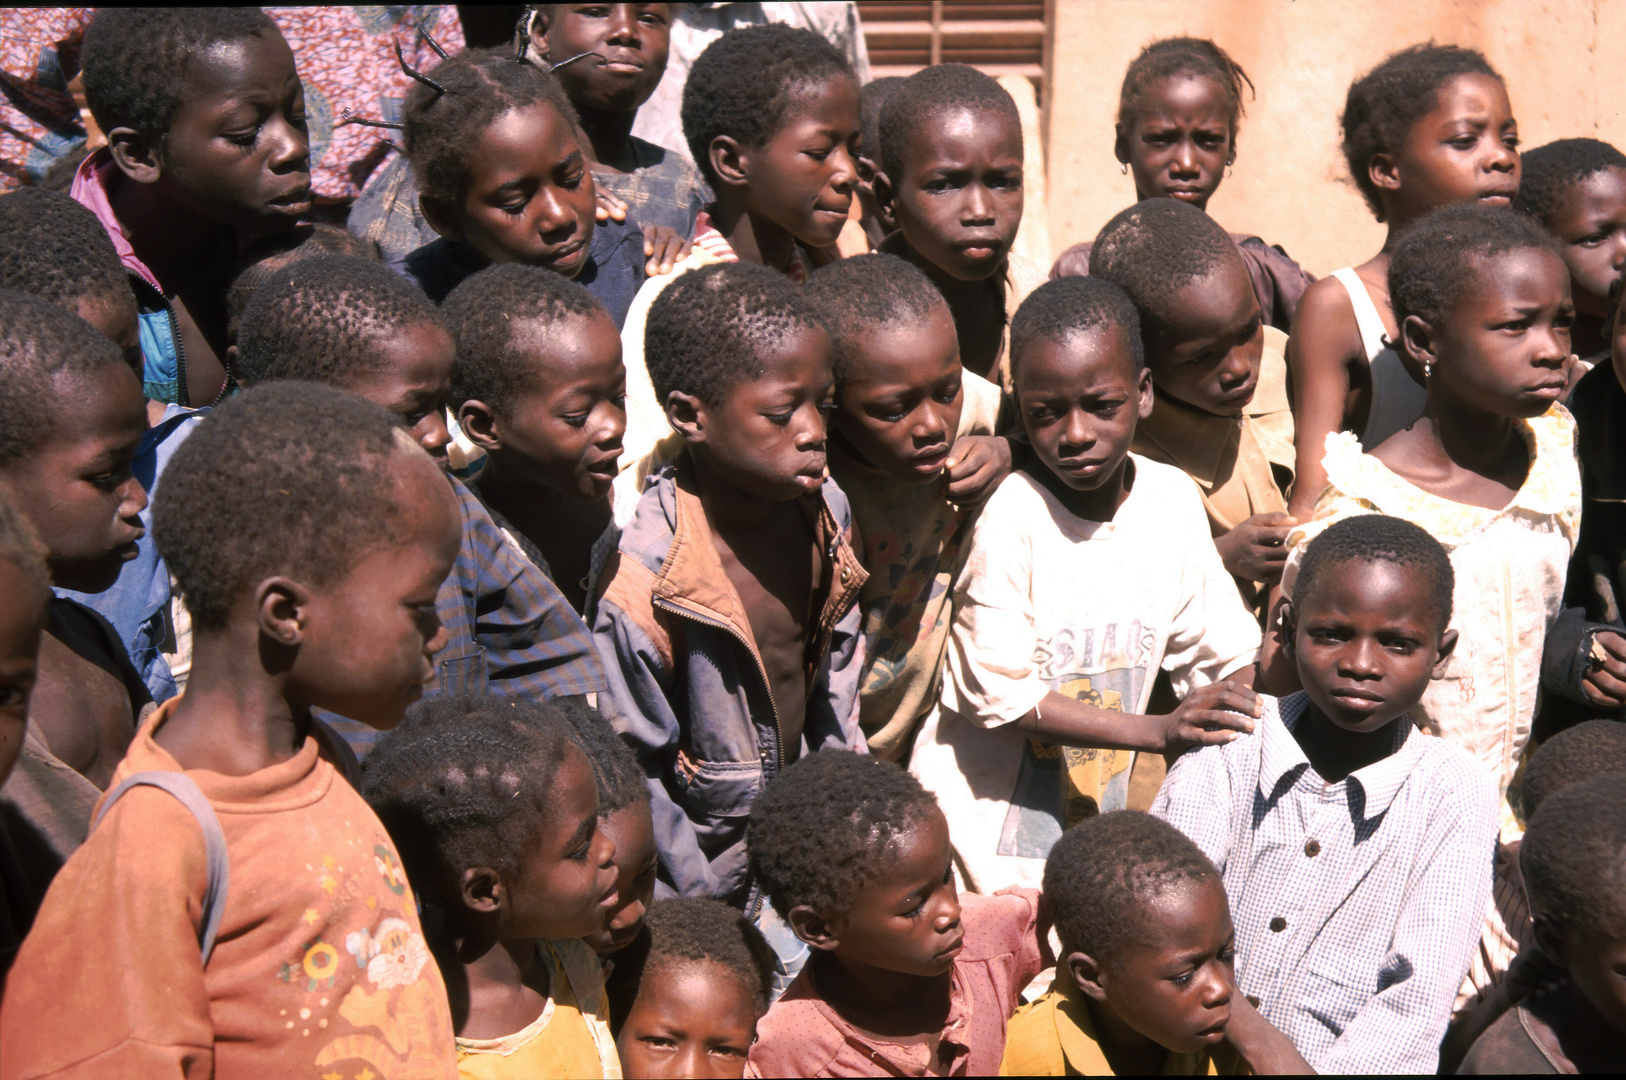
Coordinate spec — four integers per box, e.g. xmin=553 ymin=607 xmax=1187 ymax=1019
xmin=93 ymin=771 xmax=230 ymax=965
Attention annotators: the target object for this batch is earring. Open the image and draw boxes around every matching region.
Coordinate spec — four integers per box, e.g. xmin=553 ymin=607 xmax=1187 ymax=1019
xmin=1424 ymin=359 xmax=1434 ymax=380
xmin=1119 ymin=161 xmax=1128 ymax=175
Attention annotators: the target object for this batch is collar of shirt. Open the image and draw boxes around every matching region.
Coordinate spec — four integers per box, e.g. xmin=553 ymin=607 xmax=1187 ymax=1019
xmin=1049 ymin=976 xmax=1209 ymax=1076
xmin=1134 ymin=390 xmax=1243 ymax=489
xmin=1259 ymin=692 xmax=1426 ymax=820
xmin=70 ymin=147 xmax=166 ymax=294
xmin=692 ymin=209 xmax=807 ymax=283
xmin=804 ymin=968 xmax=973 ymax=1075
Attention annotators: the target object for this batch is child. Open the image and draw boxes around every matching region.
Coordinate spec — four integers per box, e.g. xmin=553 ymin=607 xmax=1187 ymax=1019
xmin=912 ymin=276 xmax=1262 ymax=895
xmin=1003 ymin=811 xmax=1309 ymax=1075
xmin=363 ymin=693 xmax=623 ymax=1079
xmin=1288 ymin=44 xmax=1520 ymax=519
xmin=1089 ymin=198 xmax=1297 ymax=614
xmin=233 ymin=255 xmax=609 ymax=757
xmin=73 ymin=7 xmax=310 ymax=407
xmin=442 ymin=263 xmax=626 ymax=615
xmin=0 ymin=384 xmax=462 ymax=1077
xmin=804 ymin=253 xmax=1013 ymax=761
xmin=606 ymin=897 xmax=775 ymax=1080
xmin=225 ymin=222 xmax=379 ymax=342
xmin=1459 ymin=773 xmax=1626 ymax=1072
xmin=563 ymin=700 xmax=660 ymax=958
xmin=1050 ymin=37 xmax=1313 ymax=333
xmin=856 ymin=76 xmax=905 ymax=248
xmin=1155 ymin=514 xmax=1499 ymax=1072
xmin=1514 ymin=138 xmax=1626 ymax=362
xmin=746 ymin=750 xmax=1042 ymax=1077
xmin=592 ymin=262 xmax=867 ymax=915
xmin=873 ymin=62 xmax=1046 ymax=390
xmin=0 ymin=493 xmax=51 ymax=982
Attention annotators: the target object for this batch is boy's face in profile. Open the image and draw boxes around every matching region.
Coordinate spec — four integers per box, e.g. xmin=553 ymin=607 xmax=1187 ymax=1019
xmin=1144 ymin=256 xmax=1262 ymax=418
xmin=1545 ymin=166 xmax=1626 ymax=319
xmin=832 ymin=305 xmax=964 ymax=486
xmin=733 ymin=76 xmax=861 ymax=250
xmin=0 ymin=557 xmax=48 ymax=790
xmin=423 ymin=103 xmax=598 ymax=279
xmin=536 ymin=3 xmax=671 ymax=114
xmin=885 ymin=105 xmax=1023 ymax=282
xmin=0 ymin=362 xmax=147 ymax=594
xmin=584 ymin=801 xmax=658 ymax=956
xmin=679 ymin=326 xmax=835 ymax=502
xmin=1286 ymin=557 xmax=1454 ymax=735
xmin=1015 ymin=325 xmax=1152 ymax=515
xmin=158 ymin=31 xmax=311 ymax=237
xmin=345 ymin=320 xmax=457 ymax=468
xmin=616 ymin=959 xmax=760 ymax=1080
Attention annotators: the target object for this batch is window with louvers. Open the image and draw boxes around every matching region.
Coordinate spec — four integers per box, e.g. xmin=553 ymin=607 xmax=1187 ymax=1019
xmin=858 ymin=0 xmax=1052 ymax=106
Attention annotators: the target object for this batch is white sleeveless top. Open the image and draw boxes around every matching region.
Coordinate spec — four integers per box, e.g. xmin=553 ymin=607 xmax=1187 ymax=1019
xmin=1331 ymin=267 xmax=1428 ymax=448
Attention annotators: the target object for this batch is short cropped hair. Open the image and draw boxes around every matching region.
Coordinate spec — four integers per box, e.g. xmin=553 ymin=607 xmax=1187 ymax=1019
xmin=606 ymin=898 xmax=777 ymax=1027
xmin=1045 ymin=811 xmax=1220 ymax=963
xmin=0 ymin=289 xmax=125 ymax=466
xmin=1523 ymin=773 xmax=1626 ymax=938
xmin=1515 ymin=138 xmax=1626 ymax=224
xmin=441 ymin=262 xmax=607 ymax=415
xmin=1089 ymin=198 xmax=1239 ymax=341
xmin=1340 ymin=44 xmax=1504 ymax=222
xmin=1522 ymin=720 xmax=1626 ymax=818
xmin=0 ymin=189 xmax=136 ymax=318
xmin=362 ymin=693 xmax=581 ymax=909
xmin=645 ymin=261 xmax=827 ymax=407
xmin=1388 ymin=204 xmax=1561 ymax=328
xmin=227 ymin=225 xmax=380 ymax=334
xmin=878 ymin=63 xmax=1020 ymax=183
xmin=681 ymin=24 xmax=855 ymax=188
xmin=859 ymin=76 xmax=905 ymax=165
xmin=0 ymin=489 xmax=49 ymax=595
xmin=804 ymin=254 xmax=948 ymax=381
xmin=152 ymin=383 xmax=420 ymax=632
xmin=1010 ymin=277 xmax=1144 ymax=379
xmin=1118 ymin=37 xmax=1253 ymax=136
xmin=747 ymin=751 xmax=940 ymax=920
xmin=405 ymin=47 xmax=578 ymax=203
xmin=560 ymin=703 xmax=649 ymax=815
xmin=82 ymin=7 xmax=278 ymax=142
xmin=1295 ymin=514 xmax=1455 ymax=630
xmin=235 ymin=255 xmax=445 ymax=388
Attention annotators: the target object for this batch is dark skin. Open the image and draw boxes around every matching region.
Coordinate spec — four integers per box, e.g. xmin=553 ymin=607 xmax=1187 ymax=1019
xmin=1519 ymin=903 xmax=1626 ymax=1072
xmin=876 ymin=106 xmax=1023 ymax=380
xmin=154 ymin=446 xmax=461 ymax=776
xmin=1541 ymin=166 xmax=1626 ymax=358
xmin=1287 ymin=73 xmax=1520 ymax=520
xmin=106 ymin=30 xmax=310 ymax=407
xmin=531 ymin=4 xmax=672 ymax=175
xmin=665 ymin=326 xmax=836 ymax=749
xmin=1579 ymin=287 xmax=1626 ymax=708
xmin=616 ymin=961 xmax=760 ymax=1080
xmin=830 ymin=305 xmax=1012 ymax=504
xmin=1116 ymin=73 xmax=1235 ymax=211
xmin=706 ymin=75 xmax=861 ymax=273
xmin=459 ymin=311 xmax=626 ymax=613
xmin=1011 ymin=326 xmax=1262 ymax=755
xmin=1070 ymin=876 xmax=1311 ymax=1074
xmin=0 ymin=560 xmax=49 ymax=790
xmin=583 ymin=802 xmax=659 ymax=956
xmin=448 ymin=746 xmax=620 ymax=1038
xmin=0 ymin=362 xmax=147 ymax=790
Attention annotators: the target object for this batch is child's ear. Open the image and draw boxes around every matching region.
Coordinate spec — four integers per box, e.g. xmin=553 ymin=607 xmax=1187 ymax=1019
xmin=1112 ymin=123 xmax=1130 ymax=171
xmin=1530 ymin=912 xmax=1573 ymax=970
xmin=1432 ymin=628 xmax=1459 ymax=677
xmin=106 ymin=126 xmax=163 ymax=185
xmin=1278 ymin=599 xmax=1299 ymax=661
xmin=1399 ymin=314 xmax=1438 ymax=368
xmin=1066 ymin=949 xmax=1109 ymax=1003
xmin=528 ymin=6 xmax=552 ymax=59
xmin=255 ymin=575 xmax=313 ymax=647
xmin=1135 ymin=366 xmax=1154 ymax=420
xmin=461 ymin=866 xmax=503 ymax=914
xmin=1368 ymin=151 xmax=1401 ymax=196
xmin=665 ymin=391 xmax=707 ymax=444
xmin=708 ymin=135 xmax=750 ymax=190
xmin=787 ymin=904 xmax=842 ymax=951
xmin=419 ymin=194 xmax=462 ymax=242
xmin=458 ymin=400 xmax=503 ymax=452
xmin=224 ymin=343 xmax=242 ymax=386
xmin=871 ymin=170 xmax=897 ymax=221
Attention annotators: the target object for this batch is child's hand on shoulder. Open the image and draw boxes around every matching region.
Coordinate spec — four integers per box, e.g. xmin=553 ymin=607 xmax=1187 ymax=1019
xmin=941 ymin=435 xmax=1013 ymax=505
xmin=1582 ymin=630 xmax=1626 ymax=708
xmin=1160 ymin=679 xmax=1260 ymax=755
xmin=1215 ymin=512 xmax=1297 ymax=584
xmin=595 ymin=187 xmax=628 ymax=224
xmin=642 ymin=223 xmax=693 ymax=276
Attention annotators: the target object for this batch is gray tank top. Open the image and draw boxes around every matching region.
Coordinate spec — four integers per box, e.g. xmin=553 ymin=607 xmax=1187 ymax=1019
xmin=1332 ymin=267 xmax=1427 ymax=448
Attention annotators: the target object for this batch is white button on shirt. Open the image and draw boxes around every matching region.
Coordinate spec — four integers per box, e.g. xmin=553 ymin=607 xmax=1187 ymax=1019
xmin=1152 ymin=692 xmax=1499 ymax=1073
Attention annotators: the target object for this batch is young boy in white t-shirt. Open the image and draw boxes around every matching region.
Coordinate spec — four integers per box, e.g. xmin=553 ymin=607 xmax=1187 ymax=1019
xmin=912 ymin=277 xmax=1264 ymax=894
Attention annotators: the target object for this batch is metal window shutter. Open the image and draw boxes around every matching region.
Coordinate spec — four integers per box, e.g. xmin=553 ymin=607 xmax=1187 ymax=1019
xmin=859 ymin=0 xmax=1053 ymax=104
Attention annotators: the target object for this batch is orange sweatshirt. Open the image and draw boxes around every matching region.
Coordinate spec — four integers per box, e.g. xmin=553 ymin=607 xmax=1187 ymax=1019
xmin=0 ymin=699 xmax=458 ymax=1079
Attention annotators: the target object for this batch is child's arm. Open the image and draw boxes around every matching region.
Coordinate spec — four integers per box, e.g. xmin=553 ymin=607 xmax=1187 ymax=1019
xmin=1286 ymin=280 xmax=1366 ymax=521
xmin=1013 ymin=682 xmax=1259 ymax=755
xmin=1223 ymin=995 xmax=1316 ymax=1074
xmin=941 ymin=434 xmax=1014 ymax=506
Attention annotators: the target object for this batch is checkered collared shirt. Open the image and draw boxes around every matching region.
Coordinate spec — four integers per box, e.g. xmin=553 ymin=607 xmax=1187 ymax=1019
xmin=1151 ymin=692 xmax=1498 ymax=1073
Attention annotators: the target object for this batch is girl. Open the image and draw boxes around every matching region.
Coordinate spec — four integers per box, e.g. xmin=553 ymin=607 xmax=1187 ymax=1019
xmin=1050 ymin=37 xmax=1314 ymax=333
xmin=363 ymin=694 xmax=624 ymax=1079
xmin=1288 ymin=44 xmax=1521 ymax=519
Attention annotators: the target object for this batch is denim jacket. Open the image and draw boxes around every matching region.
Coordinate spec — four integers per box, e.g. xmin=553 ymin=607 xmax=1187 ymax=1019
xmin=592 ymin=453 xmax=868 ymax=908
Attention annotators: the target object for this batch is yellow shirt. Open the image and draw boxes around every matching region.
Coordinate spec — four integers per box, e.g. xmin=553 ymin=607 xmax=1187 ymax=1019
xmin=456 ymin=938 xmax=621 ymax=1080
xmin=1000 ymin=976 xmax=1240 ymax=1076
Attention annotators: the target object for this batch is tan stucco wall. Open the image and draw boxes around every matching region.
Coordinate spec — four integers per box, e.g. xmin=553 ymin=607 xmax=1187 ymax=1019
xmin=1042 ymin=0 xmax=1626 ymax=277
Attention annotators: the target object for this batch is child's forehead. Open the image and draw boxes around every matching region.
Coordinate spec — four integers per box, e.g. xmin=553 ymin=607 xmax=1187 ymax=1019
xmin=905 ymin=103 xmax=1021 ymax=163
xmin=182 ymin=30 xmax=298 ymax=106
xmin=1018 ymin=325 xmax=1138 ymax=387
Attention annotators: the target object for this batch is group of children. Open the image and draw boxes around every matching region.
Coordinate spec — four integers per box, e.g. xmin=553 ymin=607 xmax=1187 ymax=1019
xmin=0 ymin=5 xmax=1623 ymax=1077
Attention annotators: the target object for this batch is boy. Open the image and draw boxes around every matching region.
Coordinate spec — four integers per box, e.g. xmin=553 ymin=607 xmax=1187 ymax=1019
xmin=592 ymin=262 xmax=866 ymax=914
xmin=441 ymin=263 xmax=626 ymax=615
xmin=1003 ymin=811 xmax=1308 ymax=1075
xmin=1089 ymin=198 xmax=1296 ymax=615
xmin=804 ymin=253 xmax=1013 ymax=760
xmin=73 ymin=7 xmax=310 ymax=407
xmin=0 ymin=385 xmax=461 ymax=1078
xmin=1153 ymin=514 xmax=1499 ymax=1072
xmin=1460 ymin=774 xmax=1626 ymax=1073
xmin=748 ymin=750 xmax=1042 ymax=1077
xmin=873 ymin=62 xmax=1047 ymax=389
xmin=914 ymin=276 xmax=1262 ymax=895
xmin=233 ymin=255 xmax=607 ymax=756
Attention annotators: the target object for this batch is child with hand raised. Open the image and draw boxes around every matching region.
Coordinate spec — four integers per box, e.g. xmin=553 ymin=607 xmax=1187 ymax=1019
xmin=363 ymin=694 xmax=624 ymax=1079
xmin=1288 ymin=44 xmax=1521 ymax=518
xmin=747 ymin=751 xmax=1044 ymax=1078
xmin=914 ymin=276 xmax=1262 ymax=896
xmin=1051 ymin=37 xmax=1313 ymax=332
